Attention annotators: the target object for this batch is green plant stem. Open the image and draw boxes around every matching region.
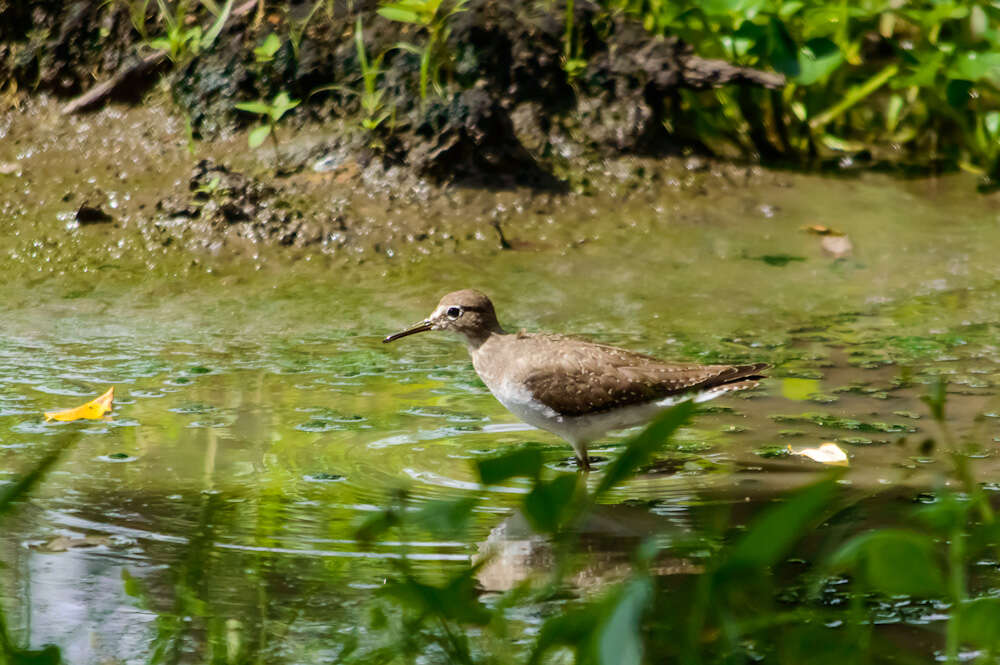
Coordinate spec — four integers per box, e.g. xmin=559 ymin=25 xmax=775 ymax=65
xmin=268 ymin=119 xmax=281 ymax=172
xmin=437 ymin=616 xmax=473 ymax=665
xmin=945 ymin=527 xmax=965 ymax=664
xmin=809 ymin=64 xmax=899 ymax=130
xmin=565 ymin=0 xmax=575 ymax=63
xmin=289 ymin=0 xmax=323 ymax=59
xmin=419 ymin=40 xmax=431 ymax=101
xmin=683 ymin=574 xmax=710 ymax=665
xmin=850 ymin=585 xmax=872 ymax=664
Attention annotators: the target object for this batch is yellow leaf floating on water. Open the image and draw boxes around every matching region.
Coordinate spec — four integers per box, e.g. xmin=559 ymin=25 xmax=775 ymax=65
xmin=788 ymin=442 xmax=849 ymax=467
xmin=44 ymin=387 xmax=114 ymax=422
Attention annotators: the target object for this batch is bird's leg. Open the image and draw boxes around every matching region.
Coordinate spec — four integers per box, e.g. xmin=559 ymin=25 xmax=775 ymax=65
xmin=570 ymin=440 xmax=591 ymax=472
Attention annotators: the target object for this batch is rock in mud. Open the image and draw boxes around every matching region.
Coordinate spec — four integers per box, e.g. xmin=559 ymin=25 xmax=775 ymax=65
xmin=405 ymin=88 xmax=561 ymax=188
xmin=75 ymin=203 xmax=113 ymax=225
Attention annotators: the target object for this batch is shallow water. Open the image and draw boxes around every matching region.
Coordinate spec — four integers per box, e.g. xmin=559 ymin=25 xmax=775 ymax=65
xmin=3 ymin=171 xmax=1000 ymax=661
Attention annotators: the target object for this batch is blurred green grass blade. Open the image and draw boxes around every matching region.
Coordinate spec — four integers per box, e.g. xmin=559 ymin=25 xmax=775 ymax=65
xmin=809 ymin=63 xmax=899 ymax=130
xmin=720 ymin=474 xmax=839 ymax=574
xmin=0 ymin=432 xmax=81 ymax=519
xmin=0 ymin=434 xmax=77 ymax=665
xmin=594 ymin=577 xmax=653 ymax=665
xmin=202 ymin=0 xmax=232 ymax=48
xmin=595 ymin=401 xmax=694 ymax=496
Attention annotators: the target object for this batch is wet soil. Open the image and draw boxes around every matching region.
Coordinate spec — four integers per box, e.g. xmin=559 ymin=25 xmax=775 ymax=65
xmin=12 ymin=1 xmax=990 ymax=268
xmin=1 ymin=94 xmax=810 ymax=273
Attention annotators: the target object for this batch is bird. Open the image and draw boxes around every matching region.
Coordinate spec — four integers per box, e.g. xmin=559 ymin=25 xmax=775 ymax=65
xmin=383 ymin=289 xmax=768 ymax=470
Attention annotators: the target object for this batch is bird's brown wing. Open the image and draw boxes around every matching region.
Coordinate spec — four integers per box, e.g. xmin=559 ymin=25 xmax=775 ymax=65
xmin=519 ymin=338 xmax=767 ymax=417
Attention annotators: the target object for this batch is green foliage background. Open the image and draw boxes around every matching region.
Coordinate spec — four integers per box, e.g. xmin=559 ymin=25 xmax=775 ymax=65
xmin=604 ymin=0 xmax=1000 ymax=181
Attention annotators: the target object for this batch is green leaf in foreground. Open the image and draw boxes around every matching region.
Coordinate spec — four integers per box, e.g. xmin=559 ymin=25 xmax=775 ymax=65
xmin=269 ymin=92 xmax=300 ymax=121
xmin=950 ymin=51 xmax=1000 ymax=84
xmin=795 ymin=38 xmax=843 ymax=85
xmin=377 ymin=6 xmax=422 ymax=24
xmin=596 ymin=401 xmax=694 ymax=495
xmin=355 ymin=506 xmax=400 ymax=543
xmin=411 ymin=496 xmax=478 ymax=537
xmin=476 ymin=447 xmax=543 ymax=485
xmin=959 ymin=597 xmax=1000 ymax=649
xmin=248 ymin=124 xmax=271 ymax=148
xmin=531 ymin=575 xmax=653 ymax=665
xmin=523 ymin=474 xmax=579 ymax=533
xmin=592 ymin=577 xmax=653 ymax=665
xmin=254 ymin=33 xmax=281 ymax=62
xmin=529 ymin=605 xmax=600 ymax=665
xmin=382 ymin=568 xmax=491 ymax=625
xmin=720 ymin=474 xmax=838 ymax=574
xmin=828 ymin=529 xmax=946 ymax=597
xmin=0 ymin=433 xmax=81 ymax=518
xmin=234 ymin=101 xmax=271 ymax=115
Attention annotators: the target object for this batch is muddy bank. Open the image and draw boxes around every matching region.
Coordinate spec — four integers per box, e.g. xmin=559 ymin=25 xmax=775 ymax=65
xmin=2 ymin=94 xmax=805 ymax=273
xmin=2 ymin=3 xmax=996 ymax=271
xmin=0 ymin=0 xmax=799 ymax=266
xmin=6 ymin=90 xmax=1000 ymax=284
xmin=3 ymin=1 xmax=783 ymax=186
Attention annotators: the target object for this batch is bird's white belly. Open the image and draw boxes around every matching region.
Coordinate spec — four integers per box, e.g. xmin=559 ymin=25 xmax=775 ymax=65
xmin=489 ymin=380 xmax=562 ymax=433
xmin=488 ymin=378 xmax=727 ymax=445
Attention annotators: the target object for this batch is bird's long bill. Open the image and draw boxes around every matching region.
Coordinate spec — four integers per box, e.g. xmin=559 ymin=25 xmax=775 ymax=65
xmin=383 ymin=320 xmax=433 ymax=343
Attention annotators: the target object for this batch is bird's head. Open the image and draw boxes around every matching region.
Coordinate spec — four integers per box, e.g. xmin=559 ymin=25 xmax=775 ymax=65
xmin=383 ymin=289 xmax=503 ymax=347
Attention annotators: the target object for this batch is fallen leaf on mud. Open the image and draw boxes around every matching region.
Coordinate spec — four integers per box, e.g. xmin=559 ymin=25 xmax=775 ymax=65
xmin=821 ymin=234 xmax=854 ymax=259
xmin=44 ymin=387 xmax=114 ymax=422
xmin=0 ymin=162 xmax=19 ymax=175
xmin=788 ymin=442 xmax=849 ymax=466
xmin=801 ymin=224 xmax=844 ymax=236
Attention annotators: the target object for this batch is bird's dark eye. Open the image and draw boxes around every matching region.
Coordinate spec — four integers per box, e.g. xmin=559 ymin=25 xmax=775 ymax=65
xmin=446 ymin=306 xmax=462 ymax=319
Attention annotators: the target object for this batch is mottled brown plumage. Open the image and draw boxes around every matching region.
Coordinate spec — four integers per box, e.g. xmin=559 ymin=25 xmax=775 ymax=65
xmin=384 ymin=290 xmax=768 ymax=470
xmin=484 ymin=335 xmax=768 ymax=417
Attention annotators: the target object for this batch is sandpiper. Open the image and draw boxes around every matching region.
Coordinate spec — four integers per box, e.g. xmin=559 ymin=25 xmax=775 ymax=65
xmin=383 ymin=290 xmax=768 ymax=470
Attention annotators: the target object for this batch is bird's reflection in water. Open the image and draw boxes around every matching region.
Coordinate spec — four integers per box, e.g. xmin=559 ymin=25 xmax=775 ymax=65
xmin=475 ymin=503 xmax=702 ymax=592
